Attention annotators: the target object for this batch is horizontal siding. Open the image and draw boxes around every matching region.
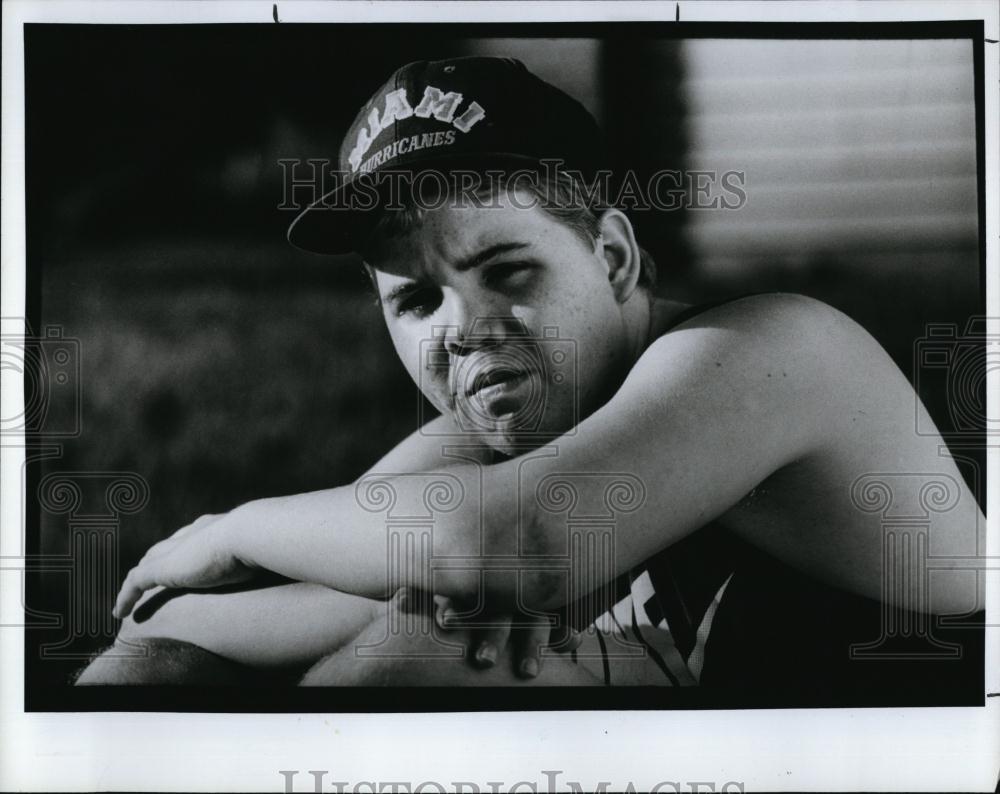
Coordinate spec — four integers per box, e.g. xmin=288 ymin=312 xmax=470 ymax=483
xmin=696 ymin=176 xmax=977 ymax=223
xmin=690 ymin=103 xmax=974 ymax=151
xmin=682 ymin=39 xmax=978 ymax=278
xmin=685 ymin=38 xmax=974 ymax=78
xmin=687 ymin=64 xmax=972 ymax=111
xmin=689 ymin=142 xmax=976 ymax=185
xmin=689 ymin=215 xmax=977 ymax=255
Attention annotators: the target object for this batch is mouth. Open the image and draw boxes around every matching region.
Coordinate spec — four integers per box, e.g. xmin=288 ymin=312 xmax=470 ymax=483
xmin=466 ymin=365 xmax=529 ymax=398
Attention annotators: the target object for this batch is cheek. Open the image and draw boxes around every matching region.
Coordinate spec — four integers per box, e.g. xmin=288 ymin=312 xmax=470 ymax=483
xmin=387 ymin=322 xmax=452 ymax=407
xmin=529 ymin=266 xmax=614 ymax=333
xmin=538 ymin=271 xmax=623 ymax=378
xmin=386 ymin=323 xmax=422 ymax=379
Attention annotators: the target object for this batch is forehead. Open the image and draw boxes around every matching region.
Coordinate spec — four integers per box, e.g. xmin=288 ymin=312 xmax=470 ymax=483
xmin=364 ymin=192 xmax=573 ymax=282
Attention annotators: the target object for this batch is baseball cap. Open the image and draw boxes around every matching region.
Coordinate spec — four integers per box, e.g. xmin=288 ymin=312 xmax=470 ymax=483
xmin=287 ymin=56 xmax=607 ymax=255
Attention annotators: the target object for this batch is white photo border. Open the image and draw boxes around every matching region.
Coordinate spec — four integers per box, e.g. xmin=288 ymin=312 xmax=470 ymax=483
xmin=1 ymin=0 xmax=997 ymax=791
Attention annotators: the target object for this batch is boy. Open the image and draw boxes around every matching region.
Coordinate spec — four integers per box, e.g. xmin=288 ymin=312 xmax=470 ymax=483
xmin=79 ymin=57 xmax=984 ymax=691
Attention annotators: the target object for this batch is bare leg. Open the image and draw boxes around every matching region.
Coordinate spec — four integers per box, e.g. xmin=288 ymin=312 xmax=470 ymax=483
xmin=74 ymin=638 xmax=284 ymax=685
xmin=300 ymin=602 xmax=603 ymax=687
xmin=75 ymin=581 xmax=381 ymax=685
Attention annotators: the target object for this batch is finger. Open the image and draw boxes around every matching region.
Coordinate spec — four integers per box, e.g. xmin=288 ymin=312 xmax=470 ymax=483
xmin=393 ymin=587 xmax=433 ymax=616
xmin=112 ymin=564 xmax=157 ymax=619
xmin=437 ymin=598 xmax=463 ymax=629
xmin=514 ymin=617 xmax=552 ymax=679
xmin=547 ymin=624 xmax=583 ymax=654
xmin=434 ymin=595 xmax=454 ymax=628
xmin=470 ymin=614 xmax=511 ymax=669
xmin=393 ymin=587 xmax=415 ymax=613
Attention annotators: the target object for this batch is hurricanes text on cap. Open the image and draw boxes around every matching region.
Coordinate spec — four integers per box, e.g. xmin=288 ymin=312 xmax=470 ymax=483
xmin=287 ymin=56 xmax=606 ymax=255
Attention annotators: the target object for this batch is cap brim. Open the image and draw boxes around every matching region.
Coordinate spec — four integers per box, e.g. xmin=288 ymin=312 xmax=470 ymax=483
xmin=286 ymin=152 xmax=558 ymax=256
xmin=286 ymin=177 xmax=381 ymax=256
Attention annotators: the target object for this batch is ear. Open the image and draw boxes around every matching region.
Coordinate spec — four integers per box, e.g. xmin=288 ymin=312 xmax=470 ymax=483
xmin=596 ymin=209 xmax=642 ymax=303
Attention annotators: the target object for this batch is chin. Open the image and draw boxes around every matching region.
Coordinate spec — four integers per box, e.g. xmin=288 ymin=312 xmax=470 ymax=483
xmin=449 ymin=380 xmax=579 ymax=456
xmin=475 ymin=414 xmax=573 ymax=459
xmin=481 ymin=432 xmax=546 ymax=459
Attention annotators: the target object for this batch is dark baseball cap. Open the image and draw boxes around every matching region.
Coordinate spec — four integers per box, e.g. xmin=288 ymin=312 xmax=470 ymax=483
xmin=287 ymin=56 xmax=606 ymax=255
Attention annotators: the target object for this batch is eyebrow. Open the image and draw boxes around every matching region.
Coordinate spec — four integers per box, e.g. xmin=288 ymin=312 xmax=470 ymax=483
xmin=383 ymin=281 xmax=424 ymax=307
xmin=381 ymin=241 xmax=531 ymax=305
xmin=453 ymin=241 xmax=530 ymax=272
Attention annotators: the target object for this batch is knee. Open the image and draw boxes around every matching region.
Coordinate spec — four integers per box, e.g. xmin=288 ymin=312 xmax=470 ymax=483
xmin=75 ymin=638 xmax=258 ymax=685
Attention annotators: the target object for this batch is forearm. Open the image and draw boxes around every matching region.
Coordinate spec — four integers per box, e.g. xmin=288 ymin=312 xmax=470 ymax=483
xmin=227 ymin=466 xmax=556 ymax=608
xmin=116 ymin=461 xmax=568 ymax=618
xmin=227 ymin=475 xmax=486 ymax=600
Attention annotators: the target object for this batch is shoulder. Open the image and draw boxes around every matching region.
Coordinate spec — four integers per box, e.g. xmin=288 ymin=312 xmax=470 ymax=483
xmin=627 ymin=292 xmax=905 ymax=456
xmin=648 ymin=292 xmax=889 ymax=378
xmin=663 ymin=292 xmax=860 ymax=341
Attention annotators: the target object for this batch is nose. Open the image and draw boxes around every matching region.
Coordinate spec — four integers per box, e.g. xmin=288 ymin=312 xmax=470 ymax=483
xmin=438 ymin=290 xmax=520 ymax=356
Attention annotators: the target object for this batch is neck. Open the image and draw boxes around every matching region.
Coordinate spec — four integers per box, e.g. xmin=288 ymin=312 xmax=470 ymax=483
xmin=624 ymin=289 xmax=654 ymax=364
xmin=621 ymin=289 xmax=692 ymax=366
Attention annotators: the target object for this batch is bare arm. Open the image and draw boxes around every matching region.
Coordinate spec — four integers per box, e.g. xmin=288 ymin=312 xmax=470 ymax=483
xmin=114 ymin=294 xmax=983 ymax=617
xmin=80 ymin=414 xmax=491 ymax=683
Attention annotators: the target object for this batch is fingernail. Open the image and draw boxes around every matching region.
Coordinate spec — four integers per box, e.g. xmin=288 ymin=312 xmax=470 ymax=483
xmin=520 ymin=657 xmax=539 ymax=678
xmin=476 ymin=643 xmax=497 ymax=666
xmin=441 ymin=607 xmax=457 ymax=626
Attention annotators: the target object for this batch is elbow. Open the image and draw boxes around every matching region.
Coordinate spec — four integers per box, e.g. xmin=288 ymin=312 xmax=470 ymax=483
xmin=514 ymin=497 xmax=570 ymax=612
xmin=432 ymin=476 xmax=570 ymax=610
xmin=438 ymin=465 xmax=571 ymax=610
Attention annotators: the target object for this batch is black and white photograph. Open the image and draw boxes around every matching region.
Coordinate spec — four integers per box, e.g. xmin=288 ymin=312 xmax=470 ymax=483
xmin=1 ymin=0 xmax=997 ymax=790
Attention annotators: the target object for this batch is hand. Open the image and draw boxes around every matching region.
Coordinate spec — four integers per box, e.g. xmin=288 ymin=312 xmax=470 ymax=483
xmin=433 ymin=596 xmax=582 ymax=679
xmin=112 ymin=513 xmax=257 ymax=619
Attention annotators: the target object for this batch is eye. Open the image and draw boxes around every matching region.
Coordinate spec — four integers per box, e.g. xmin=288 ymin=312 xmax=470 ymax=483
xmin=395 ymin=287 xmax=442 ymax=319
xmin=484 ymin=261 xmax=534 ymax=289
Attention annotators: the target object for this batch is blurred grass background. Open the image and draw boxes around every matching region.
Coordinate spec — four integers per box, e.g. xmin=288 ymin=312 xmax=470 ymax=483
xmin=22 ymin=26 xmax=983 ymax=686
xmin=40 ymin=246 xmax=411 ymax=525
